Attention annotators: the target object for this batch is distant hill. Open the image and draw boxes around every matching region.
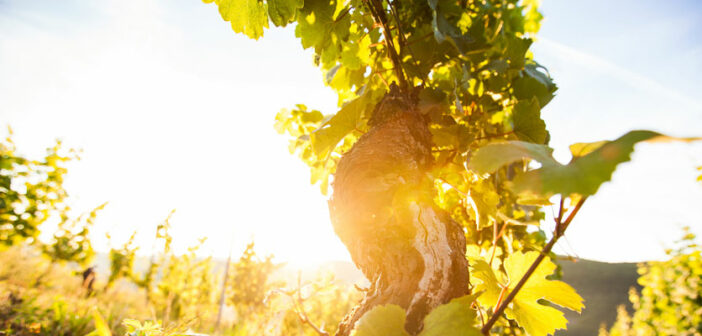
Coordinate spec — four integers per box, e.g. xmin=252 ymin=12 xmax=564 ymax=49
xmin=92 ymin=253 xmax=640 ymax=334
xmin=557 ymin=258 xmax=641 ymax=336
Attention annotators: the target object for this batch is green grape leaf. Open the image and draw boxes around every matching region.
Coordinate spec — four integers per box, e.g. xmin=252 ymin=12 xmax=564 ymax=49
xmin=468 ymin=141 xmax=555 ymax=176
xmin=419 ymin=294 xmax=482 ymax=336
xmin=205 ymin=0 xmax=269 ymax=40
xmin=309 ymin=97 xmax=364 ymax=158
xmin=513 ymin=98 xmax=547 ymax=144
xmin=267 ymin=0 xmax=303 ymax=27
xmin=512 ymin=131 xmax=700 ymax=197
xmin=505 ymin=37 xmax=532 ymax=70
xmin=472 ymin=251 xmax=584 ymax=336
xmin=428 ymin=0 xmax=479 ymax=55
xmin=351 ymin=304 xmax=410 ymax=336
xmin=469 ymin=131 xmax=700 ymax=198
xmin=310 ymin=90 xmax=379 ymax=158
xmin=513 ymin=62 xmax=557 ymax=108
xmin=295 ymin=0 xmax=350 ymax=58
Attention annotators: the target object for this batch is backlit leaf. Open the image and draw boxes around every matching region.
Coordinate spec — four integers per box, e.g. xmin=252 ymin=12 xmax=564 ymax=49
xmin=513 ymin=62 xmax=556 ymax=108
xmin=207 ymin=0 xmax=269 ymax=40
xmin=468 ymin=141 xmax=555 ymax=176
xmin=419 ymin=294 xmax=482 ymax=336
xmin=351 ymin=304 xmax=410 ymax=336
xmin=472 ymin=251 xmax=584 ymax=336
xmin=428 ymin=0 xmax=480 ymax=55
xmin=469 ymin=131 xmax=700 ymax=198
xmin=268 ymin=0 xmax=303 ymax=27
xmin=512 ymin=131 xmax=701 ymax=197
xmin=310 ymin=95 xmax=369 ymax=158
xmin=513 ymin=98 xmax=547 ymax=144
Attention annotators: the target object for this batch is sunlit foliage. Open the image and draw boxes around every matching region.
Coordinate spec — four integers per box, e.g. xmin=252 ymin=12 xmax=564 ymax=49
xmin=42 ymin=203 xmax=107 ymax=266
xmin=106 ymin=231 xmax=139 ymax=288
xmin=0 ymin=128 xmax=75 ymax=248
xmin=600 ymin=227 xmax=702 ymax=335
xmin=227 ymin=242 xmax=282 ymax=317
xmin=155 ymin=238 xmax=216 ymax=325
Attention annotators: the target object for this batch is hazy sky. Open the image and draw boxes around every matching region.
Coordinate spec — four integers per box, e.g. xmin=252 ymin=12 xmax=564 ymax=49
xmin=1 ymin=0 xmax=701 ymax=265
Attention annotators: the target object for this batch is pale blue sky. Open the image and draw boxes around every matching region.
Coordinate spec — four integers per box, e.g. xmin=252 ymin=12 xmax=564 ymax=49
xmin=1 ymin=0 xmax=701 ymax=264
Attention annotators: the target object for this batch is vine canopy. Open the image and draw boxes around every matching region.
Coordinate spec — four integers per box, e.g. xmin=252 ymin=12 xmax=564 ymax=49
xmin=206 ymin=0 xmax=554 ymax=198
xmin=203 ymin=0 xmax=696 ymax=225
xmin=203 ymin=0 xmax=700 ymax=335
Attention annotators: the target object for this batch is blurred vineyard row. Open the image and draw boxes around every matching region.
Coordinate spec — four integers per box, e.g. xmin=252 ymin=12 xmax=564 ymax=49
xmin=0 ymin=131 xmax=358 ymax=336
xmin=0 ymin=238 xmax=358 ymax=336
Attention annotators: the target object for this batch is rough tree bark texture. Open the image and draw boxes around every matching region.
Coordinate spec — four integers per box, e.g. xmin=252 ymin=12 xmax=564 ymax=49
xmin=329 ymin=85 xmax=471 ymax=335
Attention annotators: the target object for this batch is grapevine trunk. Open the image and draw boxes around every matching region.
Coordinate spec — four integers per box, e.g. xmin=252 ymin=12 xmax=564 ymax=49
xmin=329 ymin=86 xmax=470 ymax=335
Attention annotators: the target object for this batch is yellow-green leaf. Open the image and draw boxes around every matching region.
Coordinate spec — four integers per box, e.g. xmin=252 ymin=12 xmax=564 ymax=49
xmin=512 ymin=131 xmax=701 ymax=197
xmin=468 ymin=141 xmax=555 ymax=176
xmin=513 ymin=62 xmax=556 ymax=108
xmin=310 ymin=97 xmax=363 ymax=158
xmin=351 ymin=304 xmax=410 ymax=336
xmin=420 ymin=294 xmax=482 ymax=336
xmin=512 ymin=98 xmax=547 ymax=144
xmin=207 ymin=0 xmax=269 ymax=40
xmin=268 ymin=0 xmax=302 ymax=27
xmin=472 ymin=251 xmax=584 ymax=336
xmin=469 ymin=131 xmax=701 ymax=198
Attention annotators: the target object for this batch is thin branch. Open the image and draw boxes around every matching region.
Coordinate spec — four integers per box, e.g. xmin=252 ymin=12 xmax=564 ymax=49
xmin=488 ymin=220 xmax=510 ymax=266
xmin=289 ymin=272 xmax=330 ymax=336
xmin=481 ymin=197 xmax=587 ymax=335
xmin=557 ymin=197 xmax=586 ymax=237
xmin=373 ymin=70 xmax=390 ymax=88
xmin=560 ymin=234 xmax=581 ymax=260
xmin=480 ymin=237 xmax=557 ymax=334
xmin=496 ymin=213 xmax=533 ymax=227
xmin=389 ymin=0 xmax=426 ymax=86
xmin=487 ymin=19 xmax=504 ymax=43
xmin=294 ymin=306 xmax=329 ymax=336
xmin=389 ymin=1 xmax=407 ymax=48
xmin=488 ymin=219 xmax=500 ymax=266
xmin=555 ymin=196 xmax=565 ymax=225
xmin=364 ymin=0 xmax=407 ymax=91
xmin=492 ymin=284 xmax=509 ymax=315
xmin=475 ymin=304 xmax=486 ymax=328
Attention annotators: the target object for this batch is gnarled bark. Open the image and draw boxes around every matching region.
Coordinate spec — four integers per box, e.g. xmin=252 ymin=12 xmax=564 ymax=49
xmin=329 ymin=85 xmax=470 ymax=335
